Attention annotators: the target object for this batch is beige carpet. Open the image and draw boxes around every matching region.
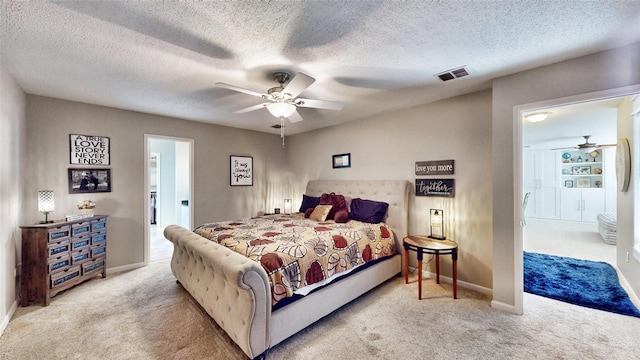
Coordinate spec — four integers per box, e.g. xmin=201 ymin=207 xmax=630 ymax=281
xmin=2 ymin=259 xmax=639 ymax=360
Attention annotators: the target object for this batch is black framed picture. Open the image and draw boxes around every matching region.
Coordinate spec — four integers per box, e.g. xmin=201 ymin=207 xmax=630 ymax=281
xmin=332 ymin=153 xmax=351 ymax=168
xmin=68 ymin=168 xmax=112 ymax=193
xmin=230 ymin=155 xmax=253 ymax=186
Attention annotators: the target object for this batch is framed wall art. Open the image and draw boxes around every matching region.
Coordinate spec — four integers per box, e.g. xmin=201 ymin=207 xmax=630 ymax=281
xmin=70 ymin=134 xmax=110 ymax=165
xmin=230 ymin=155 xmax=253 ymax=186
xmin=68 ymin=168 xmax=112 ymax=193
xmin=332 ymin=153 xmax=351 ymax=168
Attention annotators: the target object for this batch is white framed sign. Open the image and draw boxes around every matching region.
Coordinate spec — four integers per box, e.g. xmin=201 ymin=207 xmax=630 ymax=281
xmin=230 ymin=155 xmax=253 ymax=186
xmin=70 ymin=134 xmax=110 ymax=165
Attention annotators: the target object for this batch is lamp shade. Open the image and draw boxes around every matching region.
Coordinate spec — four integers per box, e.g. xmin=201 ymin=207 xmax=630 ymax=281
xmin=429 ymin=208 xmax=445 ymax=240
xmin=38 ymin=190 xmax=55 ymax=212
xmin=266 ymin=102 xmax=296 ymax=118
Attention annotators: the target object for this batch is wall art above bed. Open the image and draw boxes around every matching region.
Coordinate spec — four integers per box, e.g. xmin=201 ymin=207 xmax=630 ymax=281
xmin=230 ymin=155 xmax=253 ymax=186
xmin=415 ymin=178 xmax=455 ymax=197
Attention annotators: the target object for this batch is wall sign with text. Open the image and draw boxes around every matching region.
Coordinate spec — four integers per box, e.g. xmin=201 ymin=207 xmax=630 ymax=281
xmin=415 ymin=179 xmax=455 ymax=197
xmin=230 ymin=155 xmax=253 ymax=186
xmin=70 ymin=134 xmax=110 ymax=165
xmin=415 ymin=160 xmax=454 ymax=175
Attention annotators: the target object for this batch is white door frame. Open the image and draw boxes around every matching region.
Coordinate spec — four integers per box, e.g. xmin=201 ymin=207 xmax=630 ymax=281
xmin=513 ymin=84 xmax=640 ymax=314
xmin=143 ymin=134 xmax=194 ymax=265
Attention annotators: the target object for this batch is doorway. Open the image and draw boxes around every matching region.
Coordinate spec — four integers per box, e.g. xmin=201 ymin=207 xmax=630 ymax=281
xmin=516 ymin=87 xmax=640 ymax=313
xmin=144 ymin=135 xmax=194 ymax=263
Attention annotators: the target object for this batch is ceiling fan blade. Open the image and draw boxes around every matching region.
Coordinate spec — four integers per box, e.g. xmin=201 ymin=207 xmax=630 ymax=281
xmin=597 ymin=144 xmax=616 ymax=148
xmin=287 ymin=109 xmax=303 ymax=123
xmin=282 ymin=73 xmax=315 ymax=98
xmin=297 ymin=98 xmax=344 ymax=111
xmin=551 ymin=146 xmax=578 ymax=150
xmin=215 ymin=82 xmax=264 ymax=98
xmin=233 ymin=103 xmax=268 ymax=114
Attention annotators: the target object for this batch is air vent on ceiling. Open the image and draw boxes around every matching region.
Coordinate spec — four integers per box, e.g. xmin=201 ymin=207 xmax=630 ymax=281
xmin=435 ymin=66 xmax=469 ymax=82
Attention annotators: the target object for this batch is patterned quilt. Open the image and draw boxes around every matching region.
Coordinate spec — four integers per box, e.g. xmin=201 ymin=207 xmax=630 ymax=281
xmin=193 ymin=213 xmax=397 ymax=307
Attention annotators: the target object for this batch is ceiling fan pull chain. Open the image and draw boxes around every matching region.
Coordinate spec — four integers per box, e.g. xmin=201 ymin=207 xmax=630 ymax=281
xmin=280 ymin=116 xmax=285 ymax=147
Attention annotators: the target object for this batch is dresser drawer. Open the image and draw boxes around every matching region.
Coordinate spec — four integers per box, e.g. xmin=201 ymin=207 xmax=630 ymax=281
xmin=91 ymin=217 xmax=107 ymax=231
xmin=71 ymin=221 xmax=91 ymax=237
xmin=82 ymin=256 xmax=106 ymax=276
xmin=48 ymin=225 xmax=70 ymax=243
xmin=71 ymin=248 xmax=91 ymax=265
xmin=71 ymin=235 xmax=91 ymax=251
xmin=47 ymin=240 xmax=70 ymax=257
xmin=91 ymin=231 xmax=107 ymax=246
xmin=91 ymin=242 xmax=106 ymax=257
xmin=47 ymin=254 xmax=71 ymax=274
xmin=50 ymin=266 xmax=81 ymax=289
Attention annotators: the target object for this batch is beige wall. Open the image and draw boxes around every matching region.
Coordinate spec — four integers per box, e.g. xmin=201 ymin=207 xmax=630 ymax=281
xmin=492 ymin=41 xmax=640 ymax=310
xmin=1 ymin=65 xmax=26 ymax=334
xmin=287 ymin=90 xmax=494 ymax=290
xmin=24 ymin=96 xmax=289 ymax=269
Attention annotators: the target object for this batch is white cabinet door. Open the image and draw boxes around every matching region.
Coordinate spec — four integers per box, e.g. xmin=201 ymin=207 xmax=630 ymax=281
xmin=560 ymin=188 xmax=582 ymax=221
xmin=581 ymin=188 xmax=605 ymax=222
xmin=560 ymin=188 xmax=605 ymax=222
xmin=523 ymin=150 xmax=560 ymax=220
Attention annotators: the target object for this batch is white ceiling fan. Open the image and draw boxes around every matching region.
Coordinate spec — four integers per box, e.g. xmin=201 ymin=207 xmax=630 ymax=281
xmin=552 ymin=135 xmax=616 ymax=150
xmin=215 ymin=72 xmax=344 ymax=123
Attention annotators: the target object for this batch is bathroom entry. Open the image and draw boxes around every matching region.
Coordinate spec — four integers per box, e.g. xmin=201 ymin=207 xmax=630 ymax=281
xmin=144 ymin=135 xmax=193 ymax=263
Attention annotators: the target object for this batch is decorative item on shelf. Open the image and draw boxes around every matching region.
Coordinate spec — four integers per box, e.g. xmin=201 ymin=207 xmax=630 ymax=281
xmin=283 ymin=199 xmax=292 ymax=214
xmin=593 ymin=168 xmax=602 ymax=174
xmin=589 ymin=150 xmax=600 ymax=162
xmin=77 ymin=199 xmax=96 ymax=215
xmin=38 ymin=190 xmax=55 ymax=224
xmin=562 ymin=152 xmax=571 ymax=160
xmin=577 ymin=155 xmax=583 ymax=163
xmin=564 ymin=180 xmax=574 ymax=188
xmin=429 ymin=209 xmax=445 ymax=240
xmin=595 ymin=180 xmax=602 ymax=188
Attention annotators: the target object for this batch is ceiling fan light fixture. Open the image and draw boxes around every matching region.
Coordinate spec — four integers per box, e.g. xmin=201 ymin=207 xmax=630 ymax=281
xmin=266 ymin=102 xmax=296 ymax=118
xmin=525 ymin=112 xmax=550 ymax=123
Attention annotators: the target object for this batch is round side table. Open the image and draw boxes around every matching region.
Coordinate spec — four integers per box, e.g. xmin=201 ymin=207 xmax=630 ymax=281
xmin=403 ymin=235 xmax=458 ymax=299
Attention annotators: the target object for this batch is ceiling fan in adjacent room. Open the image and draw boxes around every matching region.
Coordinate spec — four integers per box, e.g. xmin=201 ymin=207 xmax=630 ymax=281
xmin=215 ymin=72 xmax=344 ymax=123
xmin=552 ymin=135 xmax=616 ymax=150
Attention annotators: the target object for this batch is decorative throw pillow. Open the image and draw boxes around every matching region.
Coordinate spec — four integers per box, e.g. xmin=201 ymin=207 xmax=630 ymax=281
xmin=299 ymin=194 xmax=320 ymax=213
xmin=319 ymin=192 xmax=349 ymax=222
xmin=309 ymin=205 xmax=333 ymax=222
xmin=350 ymin=198 xmax=389 ymax=223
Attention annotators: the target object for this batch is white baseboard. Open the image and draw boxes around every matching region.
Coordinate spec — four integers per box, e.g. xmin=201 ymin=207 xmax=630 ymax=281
xmin=490 ymin=300 xmax=518 ymax=314
xmin=0 ymin=300 xmax=17 ymax=338
xmin=618 ymin=269 xmax=640 ymax=310
xmin=106 ymin=262 xmax=146 ymax=275
xmin=420 ymin=269 xmax=493 ymax=296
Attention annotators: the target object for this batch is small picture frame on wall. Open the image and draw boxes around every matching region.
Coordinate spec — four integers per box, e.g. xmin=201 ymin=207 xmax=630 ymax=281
xmin=230 ymin=155 xmax=253 ymax=186
xmin=68 ymin=168 xmax=111 ymax=193
xmin=564 ymin=180 xmax=574 ymax=188
xmin=332 ymin=153 xmax=351 ymax=168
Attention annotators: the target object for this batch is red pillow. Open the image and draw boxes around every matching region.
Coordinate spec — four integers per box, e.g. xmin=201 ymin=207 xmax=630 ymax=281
xmin=319 ymin=192 xmax=349 ymax=223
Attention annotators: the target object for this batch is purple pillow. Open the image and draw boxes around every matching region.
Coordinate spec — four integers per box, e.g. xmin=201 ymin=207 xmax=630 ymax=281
xmin=299 ymin=195 xmax=320 ymax=213
xmin=350 ymin=198 xmax=389 ymax=223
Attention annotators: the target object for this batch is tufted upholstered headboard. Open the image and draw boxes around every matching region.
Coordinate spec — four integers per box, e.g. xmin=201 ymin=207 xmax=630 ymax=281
xmin=305 ymin=180 xmax=411 ymax=253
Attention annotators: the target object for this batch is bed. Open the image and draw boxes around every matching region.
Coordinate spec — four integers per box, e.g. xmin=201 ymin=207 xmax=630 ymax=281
xmin=163 ymin=180 xmax=410 ymax=359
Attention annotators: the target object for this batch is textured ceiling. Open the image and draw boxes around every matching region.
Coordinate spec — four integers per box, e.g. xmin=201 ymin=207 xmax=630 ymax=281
xmin=2 ymin=1 xmax=640 ymax=140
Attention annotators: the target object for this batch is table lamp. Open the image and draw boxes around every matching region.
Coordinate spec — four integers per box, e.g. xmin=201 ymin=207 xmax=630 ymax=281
xmin=429 ymin=208 xmax=445 ymax=240
xmin=284 ymin=199 xmax=292 ymax=214
xmin=38 ymin=190 xmax=55 ymax=223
